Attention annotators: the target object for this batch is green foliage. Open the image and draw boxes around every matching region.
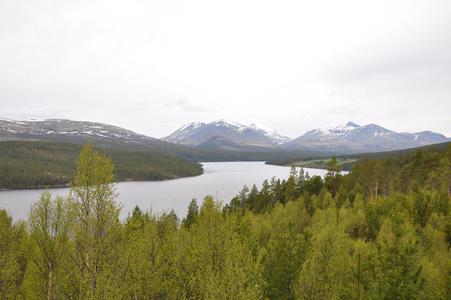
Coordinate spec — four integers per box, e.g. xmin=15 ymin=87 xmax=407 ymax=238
xmin=184 ymin=196 xmax=264 ymax=299
xmin=24 ymin=191 xmax=73 ymax=299
xmin=263 ymin=218 xmax=308 ymax=300
xmin=324 ymin=156 xmax=343 ymax=198
xmin=0 ymin=210 xmax=27 ymax=299
xmin=70 ymin=144 xmax=122 ymax=299
xmin=368 ymin=207 xmax=422 ymax=299
xmin=182 ymin=199 xmax=199 ymax=229
xmin=296 ymin=215 xmax=352 ymax=299
xmin=0 ymin=143 xmax=449 ymax=299
xmin=0 ymin=140 xmax=203 ymax=189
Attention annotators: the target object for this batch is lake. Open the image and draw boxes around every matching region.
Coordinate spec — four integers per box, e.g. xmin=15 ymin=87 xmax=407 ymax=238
xmin=0 ymin=162 xmax=329 ymax=221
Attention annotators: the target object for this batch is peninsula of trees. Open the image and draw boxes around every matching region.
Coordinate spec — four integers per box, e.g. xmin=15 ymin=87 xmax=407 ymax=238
xmin=0 ymin=141 xmax=203 ymax=190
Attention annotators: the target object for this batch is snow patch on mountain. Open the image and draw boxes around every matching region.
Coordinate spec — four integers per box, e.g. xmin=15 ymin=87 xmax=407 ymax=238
xmin=285 ymin=121 xmax=449 ymax=152
xmin=0 ymin=118 xmax=158 ymax=145
xmin=249 ymin=123 xmax=291 ymax=144
xmin=163 ymin=119 xmax=292 ymax=147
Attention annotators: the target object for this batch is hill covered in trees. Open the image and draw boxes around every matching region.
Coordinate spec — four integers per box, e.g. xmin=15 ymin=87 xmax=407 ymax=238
xmin=0 ymin=141 xmax=203 ymax=189
xmin=0 ymin=143 xmax=449 ymax=299
xmin=0 ymin=139 xmax=337 ymax=190
xmin=267 ymin=141 xmax=451 ymax=171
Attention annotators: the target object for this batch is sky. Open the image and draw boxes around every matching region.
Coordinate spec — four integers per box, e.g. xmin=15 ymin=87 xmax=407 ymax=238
xmin=0 ymin=0 xmax=450 ymax=138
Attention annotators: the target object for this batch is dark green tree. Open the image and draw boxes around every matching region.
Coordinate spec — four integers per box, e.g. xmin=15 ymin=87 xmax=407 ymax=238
xmin=183 ymin=199 xmax=199 ymax=229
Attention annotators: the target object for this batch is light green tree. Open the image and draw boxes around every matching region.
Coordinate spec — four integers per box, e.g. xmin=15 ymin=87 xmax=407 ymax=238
xmin=263 ymin=226 xmax=307 ymax=300
xmin=367 ymin=206 xmax=423 ymax=299
xmin=185 ymin=196 xmax=264 ymax=299
xmin=0 ymin=209 xmax=27 ymax=299
xmin=69 ymin=144 xmax=121 ymax=299
xmin=296 ymin=209 xmax=352 ymax=299
xmin=24 ymin=191 xmax=73 ymax=300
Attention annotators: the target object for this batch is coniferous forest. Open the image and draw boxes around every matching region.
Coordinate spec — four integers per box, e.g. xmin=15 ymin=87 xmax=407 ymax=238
xmin=0 ymin=141 xmax=203 ymax=190
xmin=0 ymin=143 xmax=450 ymax=299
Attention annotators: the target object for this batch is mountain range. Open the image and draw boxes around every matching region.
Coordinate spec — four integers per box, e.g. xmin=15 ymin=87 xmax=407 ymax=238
xmin=284 ymin=121 xmax=449 ymax=153
xmin=0 ymin=118 xmax=167 ymax=151
xmin=163 ymin=120 xmax=290 ymax=150
xmin=164 ymin=120 xmax=449 ymax=153
xmin=1 ymin=118 xmax=449 ymax=154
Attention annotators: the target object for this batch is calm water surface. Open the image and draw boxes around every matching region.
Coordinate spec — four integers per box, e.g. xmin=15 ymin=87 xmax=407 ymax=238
xmin=0 ymin=162 xmax=328 ymax=221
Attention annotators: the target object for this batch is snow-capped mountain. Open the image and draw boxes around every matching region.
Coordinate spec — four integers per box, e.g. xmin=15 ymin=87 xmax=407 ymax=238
xmin=163 ymin=120 xmax=291 ymax=149
xmin=1 ymin=118 xmax=448 ymax=154
xmin=0 ymin=118 xmax=162 ymax=149
xmin=284 ymin=122 xmax=449 ymax=153
xmin=248 ymin=123 xmax=291 ymax=145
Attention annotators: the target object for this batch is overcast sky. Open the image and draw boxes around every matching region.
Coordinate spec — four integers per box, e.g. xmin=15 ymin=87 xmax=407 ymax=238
xmin=0 ymin=0 xmax=450 ymax=138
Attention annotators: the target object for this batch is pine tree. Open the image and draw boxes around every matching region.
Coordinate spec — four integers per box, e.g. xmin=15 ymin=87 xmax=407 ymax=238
xmin=247 ymin=185 xmax=259 ymax=210
xmin=296 ymin=168 xmax=307 ymax=195
xmin=256 ymin=179 xmax=272 ymax=212
xmin=325 ymin=156 xmax=342 ymax=199
xmin=284 ymin=173 xmax=297 ymax=203
xmin=183 ymin=199 xmax=199 ymax=229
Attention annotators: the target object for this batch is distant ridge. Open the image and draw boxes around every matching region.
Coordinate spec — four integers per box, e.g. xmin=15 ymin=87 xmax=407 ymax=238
xmin=0 ymin=118 xmax=166 ymax=150
xmin=284 ymin=121 xmax=449 ymax=153
xmin=164 ymin=119 xmax=449 ymax=153
xmin=1 ymin=118 xmax=448 ymax=154
xmin=163 ymin=120 xmax=291 ymax=149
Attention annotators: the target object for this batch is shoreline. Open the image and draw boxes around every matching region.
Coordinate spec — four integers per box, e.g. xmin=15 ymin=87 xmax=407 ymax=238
xmin=0 ymin=171 xmax=205 ymax=192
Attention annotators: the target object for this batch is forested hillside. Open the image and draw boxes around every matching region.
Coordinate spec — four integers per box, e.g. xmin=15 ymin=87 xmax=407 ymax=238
xmin=0 ymin=144 xmax=449 ymax=299
xmin=0 ymin=140 xmax=336 ymax=190
xmin=0 ymin=141 xmax=203 ymax=189
xmin=267 ymin=141 xmax=451 ymax=171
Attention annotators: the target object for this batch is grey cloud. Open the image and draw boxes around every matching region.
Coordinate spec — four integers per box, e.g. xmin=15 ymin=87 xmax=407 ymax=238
xmin=0 ymin=0 xmax=450 ymax=137
xmin=326 ymin=12 xmax=451 ymax=86
xmin=327 ymin=42 xmax=451 ymax=86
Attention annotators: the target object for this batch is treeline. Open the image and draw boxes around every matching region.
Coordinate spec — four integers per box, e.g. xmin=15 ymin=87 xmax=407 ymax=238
xmin=0 ymin=144 xmax=450 ymax=299
xmin=230 ymin=144 xmax=450 ymax=212
xmin=266 ymin=141 xmax=451 ymax=169
xmin=0 ymin=141 xmax=203 ymax=189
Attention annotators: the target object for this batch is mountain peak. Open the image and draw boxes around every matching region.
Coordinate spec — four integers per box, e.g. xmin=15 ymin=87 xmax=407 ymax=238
xmin=0 ymin=118 xmax=159 ymax=146
xmin=346 ymin=121 xmax=360 ymax=127
xmin=163 ymin=119 xmax=291 ymax=147
xmin=249 ymin=123 xmax=275 ymax=133
xmin=210 ymin=119 xmax=248 ymax=129
xmin=286 ymin=121 xmax=449 ymax=153
xmin=177 ymin=121 xmax=204 ymax=131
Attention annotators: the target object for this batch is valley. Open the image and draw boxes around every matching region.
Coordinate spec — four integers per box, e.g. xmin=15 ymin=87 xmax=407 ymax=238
xmin=1 ymin=118 xmax=449 ymax=190
xmin=1 ymin=2 xmax=449 ymax=297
